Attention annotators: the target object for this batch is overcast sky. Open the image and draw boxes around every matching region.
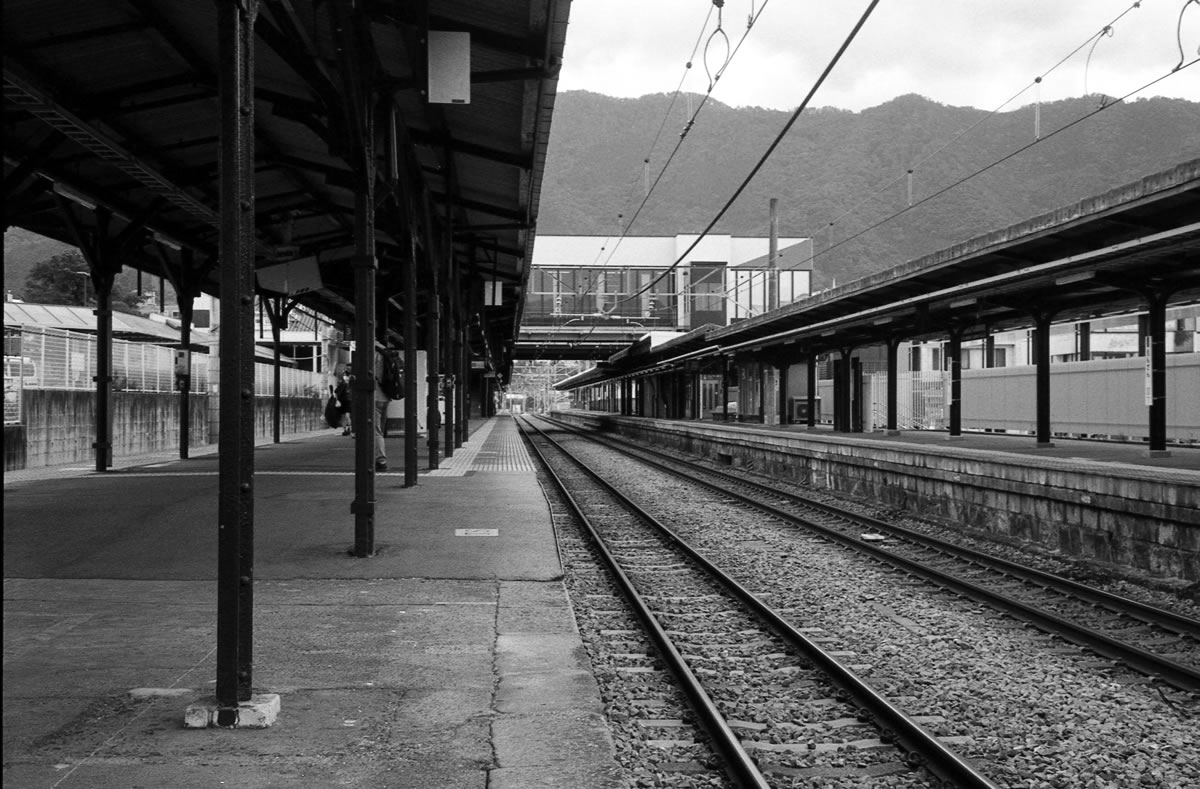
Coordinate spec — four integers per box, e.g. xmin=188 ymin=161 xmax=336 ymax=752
xmin=556 ymin=0 xmax=1200 ymax=112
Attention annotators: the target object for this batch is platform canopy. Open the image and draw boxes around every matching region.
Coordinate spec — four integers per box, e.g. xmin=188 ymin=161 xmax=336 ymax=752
xmin=3 ymin=0 xmax=570 ymax=382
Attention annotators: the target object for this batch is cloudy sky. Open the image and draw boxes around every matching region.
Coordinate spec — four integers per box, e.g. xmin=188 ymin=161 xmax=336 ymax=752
xmin=556 ymin=0 xmax=1200 ymax=112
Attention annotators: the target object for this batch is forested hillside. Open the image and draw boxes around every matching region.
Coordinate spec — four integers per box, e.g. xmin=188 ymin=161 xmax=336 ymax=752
xmin=6 ymin=93 xmax=1197 ymax=297
xmin=539 ymin=92 xmax=1200 ymax=286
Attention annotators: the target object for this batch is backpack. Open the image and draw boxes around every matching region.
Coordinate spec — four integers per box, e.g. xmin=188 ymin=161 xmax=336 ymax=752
xmin=378 ymin=349 xmax=404 ymax=400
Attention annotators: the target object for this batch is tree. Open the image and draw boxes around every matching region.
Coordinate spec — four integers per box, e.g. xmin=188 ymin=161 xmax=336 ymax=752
xmin=23 ymin=250 xmax=142 ymax=311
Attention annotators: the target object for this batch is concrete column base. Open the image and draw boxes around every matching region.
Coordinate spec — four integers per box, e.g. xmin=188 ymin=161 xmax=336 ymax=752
xmin=947 ymin=434 xmax=964 ymax=441
xmin=1035 ymin=441 xmax=1056 ymax=449
xmin=886 ymin=429 xmax=901 ymax=436
xmin=1148 ymin=449 xmax=1172 ymax=458
xmin=184 ymin=693 xmax=281 ymax=729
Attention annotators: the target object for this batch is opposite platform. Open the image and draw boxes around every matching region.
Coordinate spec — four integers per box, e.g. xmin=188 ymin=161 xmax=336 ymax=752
xmin=3 ymin=415 xmax=626 ymax=788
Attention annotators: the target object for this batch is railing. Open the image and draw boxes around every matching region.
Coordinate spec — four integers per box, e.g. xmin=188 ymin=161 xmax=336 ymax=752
xmin=3 ymin=326 xmax=327 ymax=425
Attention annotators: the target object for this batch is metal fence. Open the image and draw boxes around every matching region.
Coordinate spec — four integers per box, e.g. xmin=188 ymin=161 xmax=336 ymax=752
xmin=867 ymin=370 xmax=948 ymax=431
xmin=4 ymin=325 xmax=326 ymax=425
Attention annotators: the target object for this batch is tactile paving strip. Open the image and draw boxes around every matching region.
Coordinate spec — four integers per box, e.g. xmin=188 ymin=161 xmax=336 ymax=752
xmin=426 ymin=417 xmax=534 ymax=475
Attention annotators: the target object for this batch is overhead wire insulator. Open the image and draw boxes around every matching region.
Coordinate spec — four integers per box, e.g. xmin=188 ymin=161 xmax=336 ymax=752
xmin=1084 ymin=25 xmax=1115 ymax=105
xmin=1175 ymin=0 xmax=1200 ymax=70
xmin=703 ymin=0 xmax=730 ymax=92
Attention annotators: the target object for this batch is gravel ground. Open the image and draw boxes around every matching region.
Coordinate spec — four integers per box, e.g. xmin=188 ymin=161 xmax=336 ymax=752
xmin=545 ymin=430 xmax=1200 ymax=789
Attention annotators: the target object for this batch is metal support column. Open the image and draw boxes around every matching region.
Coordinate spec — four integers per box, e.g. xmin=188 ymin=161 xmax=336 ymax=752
xmin=850 ymin=357 xmax=863 ymax=432
xmin=1032 ymin=313 xmax=1054 ymax=447
xmin=836 ymin=349 xmax=855 ymax=432
xmin=215 ymin=0 xmax=258 ymax=708
xmin=404 ymin=245 xmax=419 ymax=487
xmin=721 ymin=358 xmax=730 ymax=422
xmin=426 ymin=281 xmax=441 ymax=470
xmin=156 ymin=244 xmax=197 ymax=459
xmin=458 ymin=324 xmax=468 ymax=445
xmin=1146 ymin=293 xmax=1169 ymax=456
xmin=443 ymin=302 xmax=454 ymax=458
xmin=947 ymin=327 xmax=963 ymax=439
xmin=350 ymin=186 xmax=377 ymax=557
xmin=93 ymin=260 xmax=114 ymax=472
xmin=886 ymin=337 xmax=900 ymax=435
xmin=178 ymin=294 xmax=193 ymax=459
xmin=264 ymin=296 xmax=293 ymax=445
xmin=55 ymin=198 xmax=116 ymax=471
xmin=806 ymin=354 xmax=817 ymax=429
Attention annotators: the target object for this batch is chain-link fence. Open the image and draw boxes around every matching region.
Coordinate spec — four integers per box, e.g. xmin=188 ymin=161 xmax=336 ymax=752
xmin=4 ymin=325 xmax=326 ymax=425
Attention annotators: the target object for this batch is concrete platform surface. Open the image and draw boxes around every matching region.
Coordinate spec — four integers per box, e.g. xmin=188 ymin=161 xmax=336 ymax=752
xmin=3 ymin=415 xmax=626 ymax=788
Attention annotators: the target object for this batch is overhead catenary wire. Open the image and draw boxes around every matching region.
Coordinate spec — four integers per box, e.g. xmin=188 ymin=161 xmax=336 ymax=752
xmin=813 ymin=0 xmax=1152 ymax=252
xmin=1175 ymin=0 xmax=1200 ymax=69
xmin=599 ymin=2 xmax=716 ymax=260
xmin=595 ymin=0 xmax=774 ymax=276
xmin=615 ymin=0 xmax=883 ymax=306
xmin=811 ymin=57 xmax=1199 ymax=269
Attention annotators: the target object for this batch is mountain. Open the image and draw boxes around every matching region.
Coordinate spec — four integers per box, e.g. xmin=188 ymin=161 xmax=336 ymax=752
xmin=7 ymin=93 xmax=1198 ymax=298
xmin=538 ymin=91 xmax=1200 ymax=286
xmin=3 ymin=227 xmax=74 ymax=300
xmin=3 ymin=227 xmax=163 ymax=308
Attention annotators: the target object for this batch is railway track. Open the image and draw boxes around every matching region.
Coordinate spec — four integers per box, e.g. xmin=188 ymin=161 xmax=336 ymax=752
xmin=519 ymin=415 xmax=998 ymax=788
xmin=533 ymin=414 xmax=1200 ymax=694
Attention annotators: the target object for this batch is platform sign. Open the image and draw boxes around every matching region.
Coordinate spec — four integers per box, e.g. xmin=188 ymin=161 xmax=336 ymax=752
xmin=1144 ymin=337 xmax=1153 ymax=406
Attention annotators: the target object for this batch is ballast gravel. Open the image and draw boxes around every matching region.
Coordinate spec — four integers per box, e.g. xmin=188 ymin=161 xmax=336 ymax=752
xmin=546 ymin=435 xmax=1199 ymax=789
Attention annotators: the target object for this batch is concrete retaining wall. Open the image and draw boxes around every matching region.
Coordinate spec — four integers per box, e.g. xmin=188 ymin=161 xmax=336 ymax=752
xmin=556 ymin=410 xmax=1200 ymax=586
xmin=5 ymin=390 xmax=324 ymax=470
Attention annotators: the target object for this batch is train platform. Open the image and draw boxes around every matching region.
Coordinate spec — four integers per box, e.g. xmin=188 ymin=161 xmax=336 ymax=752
xmin=3 ymin=415 xmax=626 ymax=789
xmin=769 ymin=421 xmax=1200 ymax=472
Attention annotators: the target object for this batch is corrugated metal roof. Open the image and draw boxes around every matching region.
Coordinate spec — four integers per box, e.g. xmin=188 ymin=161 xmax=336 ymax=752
xmin=3 ymin=302 xmax=205 ymax=343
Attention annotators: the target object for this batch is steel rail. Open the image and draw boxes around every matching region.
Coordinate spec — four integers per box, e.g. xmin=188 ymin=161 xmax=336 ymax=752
xmin=517 ymin=418 xmax=772 ymax=789
xmin=583 ymin=420 xmax=1200 ymax=639
xmin=536 ymin=417 xmax=1200 ymax=694
xmin=521 ymin=416 xmax=1001 ymax=789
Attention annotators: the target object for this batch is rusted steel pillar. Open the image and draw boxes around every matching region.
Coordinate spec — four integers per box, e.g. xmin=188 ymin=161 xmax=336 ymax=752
xmin=216 ymin=0 xmax=258 ymax=708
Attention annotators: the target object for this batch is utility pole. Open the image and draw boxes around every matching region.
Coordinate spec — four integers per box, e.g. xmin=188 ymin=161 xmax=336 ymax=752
xmin=768 ymin=197 xmax=779 ymax=312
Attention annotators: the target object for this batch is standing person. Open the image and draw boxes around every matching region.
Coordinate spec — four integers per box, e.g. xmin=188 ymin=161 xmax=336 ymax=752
xmin=335 ymin=367 xmax=353 ymax=436
xmin=373 ymin=344 xmax=390 ymax=472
